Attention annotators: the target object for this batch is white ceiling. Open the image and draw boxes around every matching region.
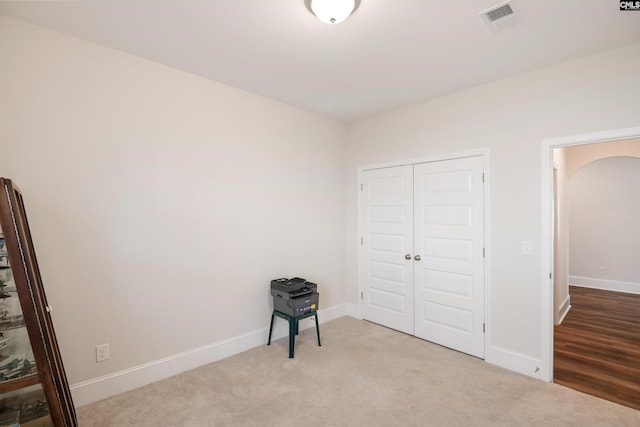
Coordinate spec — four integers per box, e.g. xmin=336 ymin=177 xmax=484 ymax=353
xmin=2 ymin=0 xmax=640 ymax=122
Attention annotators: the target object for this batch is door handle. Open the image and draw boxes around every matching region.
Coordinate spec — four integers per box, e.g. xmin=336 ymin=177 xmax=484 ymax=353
xmin=405 ymin=254 xmax=412 ymax=260
xmin=414 ymin=255 xmax=421 ymax=261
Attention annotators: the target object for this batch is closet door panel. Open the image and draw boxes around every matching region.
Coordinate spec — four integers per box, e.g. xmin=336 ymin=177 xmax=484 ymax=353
xmin=413 ymin=157 xmax=485 ymax=358
xmin=361 ymin=166 xmax=414 ymax=334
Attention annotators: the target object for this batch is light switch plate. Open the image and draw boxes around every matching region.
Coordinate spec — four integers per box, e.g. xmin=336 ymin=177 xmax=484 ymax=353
xmin=522 ymin=241 xmax=532 ymax=256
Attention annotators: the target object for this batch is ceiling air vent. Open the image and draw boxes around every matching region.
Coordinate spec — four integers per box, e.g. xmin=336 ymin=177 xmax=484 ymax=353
xmin=480 ymin=1 xmax=517 ymax=31
xmin=485 ymin=3 xmax=513 ymax=22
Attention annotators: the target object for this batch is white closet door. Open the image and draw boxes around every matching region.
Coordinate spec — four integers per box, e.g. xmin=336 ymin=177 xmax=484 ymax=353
xmin=413 ymin=156 xmax=485 ymax=358
xmin=361 ymin=165 xmax=414 ymax=334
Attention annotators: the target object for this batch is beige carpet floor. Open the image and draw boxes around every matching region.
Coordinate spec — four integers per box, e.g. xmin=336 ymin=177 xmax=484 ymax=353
xmin=77 ymin=316 xmax=640 ymax=426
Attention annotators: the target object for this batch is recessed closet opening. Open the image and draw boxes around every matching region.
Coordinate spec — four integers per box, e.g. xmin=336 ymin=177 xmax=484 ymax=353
xmin=358 ymin=151 xmax=489 ymax=359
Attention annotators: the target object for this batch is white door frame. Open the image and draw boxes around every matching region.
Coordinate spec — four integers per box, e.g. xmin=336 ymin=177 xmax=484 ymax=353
xmin=540 ymin=125 xmax=640 ymax=382
xmin=358 ymin=148 xmax=490 ymax=357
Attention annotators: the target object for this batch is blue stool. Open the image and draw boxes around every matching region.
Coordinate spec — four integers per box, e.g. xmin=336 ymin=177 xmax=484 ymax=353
xmin=267 ymin=310 xmax=321 ymax=358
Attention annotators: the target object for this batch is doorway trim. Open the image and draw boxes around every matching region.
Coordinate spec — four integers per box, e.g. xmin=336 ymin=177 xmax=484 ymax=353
xmin=357 ymin=147 xmax=490 ymax=358
xmin=540 ymin=125 xmax=640 ymax=382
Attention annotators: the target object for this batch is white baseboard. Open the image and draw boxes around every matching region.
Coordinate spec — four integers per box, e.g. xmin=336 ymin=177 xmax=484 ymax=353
xmin=71 ymin=303 xmax=351 ymax=407
xmin=485 ymin=345 xmax=546 ymax=381
xmin=344 ymin=303 xmax=359 ymax=318
xmin=570 ymin=276 xmax=640 ymax=295
xmin=556 ymin=294 xmax=571 ymax=325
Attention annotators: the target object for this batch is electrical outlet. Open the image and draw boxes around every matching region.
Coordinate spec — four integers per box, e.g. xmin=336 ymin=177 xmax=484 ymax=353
xmin=96 ymin=343 xmax=110 ymax=362
xmin=599 ymin=267 xmax=607 ymax=275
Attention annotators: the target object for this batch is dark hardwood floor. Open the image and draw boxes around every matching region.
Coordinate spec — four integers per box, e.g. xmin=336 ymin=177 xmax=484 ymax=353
xmin=554 ymin=286 xmax=640 ymax=410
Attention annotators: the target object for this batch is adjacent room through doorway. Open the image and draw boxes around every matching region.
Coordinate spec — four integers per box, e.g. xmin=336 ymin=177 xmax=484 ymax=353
xmin=549 ymin=136 xmax=640 ymax=409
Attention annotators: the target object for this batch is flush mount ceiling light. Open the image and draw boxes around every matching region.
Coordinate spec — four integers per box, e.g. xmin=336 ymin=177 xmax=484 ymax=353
xmin=304 ymin=0 xmax=361 ymax=25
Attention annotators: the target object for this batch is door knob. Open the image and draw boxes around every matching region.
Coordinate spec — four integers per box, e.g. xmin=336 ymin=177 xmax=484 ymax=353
xmin=414 ymin=255 xmax=421 ymax=261
xmin=405 ymin=254 xmax=412 ymax=260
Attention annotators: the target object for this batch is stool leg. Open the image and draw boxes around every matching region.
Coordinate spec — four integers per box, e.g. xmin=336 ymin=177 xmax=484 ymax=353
xmin=315 ymin=313 xmax=321 ymax=346
xmin=289 ymin=318 xmax=295 ymax=358
xmin=267 ymin=312 xmax=275 ymax=345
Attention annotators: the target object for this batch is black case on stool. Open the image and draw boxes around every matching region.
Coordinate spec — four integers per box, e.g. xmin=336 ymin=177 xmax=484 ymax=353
xmin=268 ymin=277 xmax=322 ymax=358
xmin=270 ymin=277 xmax=319 ymax=316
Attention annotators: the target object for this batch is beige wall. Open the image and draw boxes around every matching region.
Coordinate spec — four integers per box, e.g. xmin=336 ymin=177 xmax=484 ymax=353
xmin=0 ymin=16 xmax=347 ymax=389
xmin=568 ymin=156 xmax=640 ymax=286
xmin=347 ymin=41 xmax=640 ymax=375
xmin=554 ymin=139 xmax=640 ymax=310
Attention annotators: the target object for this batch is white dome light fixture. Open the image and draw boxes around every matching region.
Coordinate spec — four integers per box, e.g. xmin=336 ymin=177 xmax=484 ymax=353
xmin=304 ymin=0 xmax=361 ymax=25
